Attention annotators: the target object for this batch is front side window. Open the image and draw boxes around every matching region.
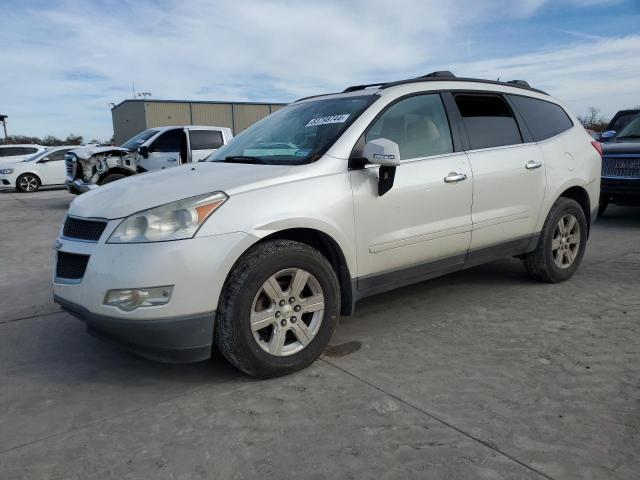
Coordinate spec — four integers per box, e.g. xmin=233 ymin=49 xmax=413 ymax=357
xmin=209 ymin=95 xmax=377 ymax=165
xmin=509 ymin=95 xmax=573 ymax=141
xmin=366 ymin=94 xmax=453 ymax=160
xmin=190 ymin=130 xmax=223 ymax=150
xmin=455 ymin=94 xmax=522 ymax=150
xmin=149 ymin=129 xmax=183 ymax=153
xmin=47 ymin=149 xmax=72 ymax=161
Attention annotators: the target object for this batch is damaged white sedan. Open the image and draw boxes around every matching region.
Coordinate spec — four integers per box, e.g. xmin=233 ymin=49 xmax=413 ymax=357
xmin=65 ymin=126 xmax=232 ymax=194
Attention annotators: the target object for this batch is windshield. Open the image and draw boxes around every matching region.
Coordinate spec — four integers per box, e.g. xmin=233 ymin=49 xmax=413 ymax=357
xmin=208 ymin=95 xmax=378 ymax=165
xmin=614 ymin=115 xmax=640 ymax=141
xmin=120 ymin=129 xmax=160 ymax=151
xmin=23 ymin=150 xmax=48 ymax=162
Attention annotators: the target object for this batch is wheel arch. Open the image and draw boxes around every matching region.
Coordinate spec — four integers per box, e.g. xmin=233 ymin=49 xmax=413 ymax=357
xmin=558 ymin=185 xmax=591 ymax=234
xmin=97 ymin=167 xmax=135 ymax=184
xmin=257 ymin=228 xmax=355 ymax=316
xmin=16 ymin=171 xmax=41 ymax=189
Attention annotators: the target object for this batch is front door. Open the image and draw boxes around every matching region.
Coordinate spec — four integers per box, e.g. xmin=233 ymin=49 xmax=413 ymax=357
xmin=140 ymin=128 xmax=185 ymax=171
xmin=37 ymin=149 xmax=69 ymax=184
xmin=452 ymin=93 xmax=546 ymax=254
xmin=350 ymin=93 xmax=473 ymax=295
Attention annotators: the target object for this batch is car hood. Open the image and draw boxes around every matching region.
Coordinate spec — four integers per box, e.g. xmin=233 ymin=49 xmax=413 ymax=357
xmin=71 ymin=146 xmax=130 ymax=160
xmin=602 ymin=141 xmax=640 ymax=155
xmin=68 ymin=161 xmax=296 ymax=219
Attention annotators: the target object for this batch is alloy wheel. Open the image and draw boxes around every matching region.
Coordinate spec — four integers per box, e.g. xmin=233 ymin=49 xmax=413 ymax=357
xmin=551 ymin=214 xmax=581 ymax=269
xmin=250 ymin=268 xmax=325 ymax=356
xmin=19 ymin=175 xmax=38 ymax=192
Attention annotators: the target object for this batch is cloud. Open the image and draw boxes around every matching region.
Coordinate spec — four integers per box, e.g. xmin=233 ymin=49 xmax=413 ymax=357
xmin=0 ymin=0 xmax=636 ymax=140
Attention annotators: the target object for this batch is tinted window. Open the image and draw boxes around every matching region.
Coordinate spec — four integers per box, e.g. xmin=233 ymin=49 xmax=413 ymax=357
xmin=47 ymin=149 xmax=72 ymax=161
xmin=509 ymin=95 xmax=573 ymax=141
xmin=0 ymin=147 xmax=37 ymax=156
xmin=455 ymin=95 xmax=522 ymax=149
xmin=366 ymin=94 xmax=453 ymax=160
xmin=120 ymin=129 xmax=160 ymax=150
xmin=149 ymin=129 xmax=183 ymax=153
xmin=611 ymin=113 xmax=638 ymax=132
xmin=190 ymin=130 xmax=224 ymax=150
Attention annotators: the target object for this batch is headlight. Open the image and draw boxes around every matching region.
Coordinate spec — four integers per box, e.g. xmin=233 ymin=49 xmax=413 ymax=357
xmin=0 ymin=168 xmax=14 ymax=174
xmin=107 ymin=192 xmax=227 ymax=243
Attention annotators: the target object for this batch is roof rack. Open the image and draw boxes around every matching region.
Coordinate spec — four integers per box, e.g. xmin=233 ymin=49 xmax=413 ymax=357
xmin=342 ymin=83 xmax=386 ymax=93
xmin=507 ymin=80 xmax=531 ymax=88
xmin=294 ymin=71 xmax=546 ymax=102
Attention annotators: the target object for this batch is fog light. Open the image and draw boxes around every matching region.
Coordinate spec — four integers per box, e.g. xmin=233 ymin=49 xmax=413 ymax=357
xmin=104 ymin=286 xmax=173 ymax=312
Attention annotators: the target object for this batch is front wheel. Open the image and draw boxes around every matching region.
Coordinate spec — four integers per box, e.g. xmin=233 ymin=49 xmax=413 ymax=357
xmin=99 ymin=173 xmax=127 ymax=185
xmin=215 ymin=240 xmax=340 ymax=378
xmin=523 ymin=197 xmax=588 ymax=283
xmin=16 ymin=173 xmax=41 ymax=192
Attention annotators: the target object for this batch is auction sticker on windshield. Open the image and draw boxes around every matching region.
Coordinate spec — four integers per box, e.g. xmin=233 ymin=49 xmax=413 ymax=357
xmin=306 ymin=114 xmax=350 ymax=127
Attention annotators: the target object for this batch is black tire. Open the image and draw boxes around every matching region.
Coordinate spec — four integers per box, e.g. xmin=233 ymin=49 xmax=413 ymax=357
xmin=99 ymin=173 xmax=127 ymax=185
xmin=215 ymin=240 xmax=340 ymax=378
xmin=523 ymin=197 xmax=588 ymax=283
xmin=16 ymin=173 xmax=41 ymax=193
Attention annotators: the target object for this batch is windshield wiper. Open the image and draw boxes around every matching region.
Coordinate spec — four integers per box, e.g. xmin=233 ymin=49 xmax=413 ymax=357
xmin=222 ymin=155 xmax=268 ymax=164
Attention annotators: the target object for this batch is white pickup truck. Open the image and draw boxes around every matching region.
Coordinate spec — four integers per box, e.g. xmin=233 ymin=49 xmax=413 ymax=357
xmin=65 ymin=125 xmax=233 ymax=194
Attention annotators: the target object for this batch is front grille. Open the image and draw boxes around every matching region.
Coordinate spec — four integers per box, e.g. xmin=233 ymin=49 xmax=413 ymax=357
xmin=602 ymin=155 xmax=640 ymax=178
xmin=65 ymin=154 xmax=76 ymax=179
xmin=56 ymin=252 xmax=90 ymax=280
xmin=63 ymin=217 xmax=107 ymax=242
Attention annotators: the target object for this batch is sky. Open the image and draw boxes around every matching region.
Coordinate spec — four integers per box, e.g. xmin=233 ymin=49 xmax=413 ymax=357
xmin=1 ymin=0 xmax=639 ymax=142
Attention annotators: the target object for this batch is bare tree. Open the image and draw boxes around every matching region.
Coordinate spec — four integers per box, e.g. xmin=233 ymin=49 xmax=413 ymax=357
xmin=577 ymin=107 xmax=609 ymax=132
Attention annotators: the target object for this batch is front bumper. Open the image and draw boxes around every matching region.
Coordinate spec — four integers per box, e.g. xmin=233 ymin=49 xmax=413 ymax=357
xmin=601 ymin=177 xmax=640 ymax=206
xmin=0 ymin=173 xmax=17 ymax=189
xmin=53 ymin=228 xmax=258 ymax=362
xmin=55 ymin=295 xmax=215 ymax=363
xmin=66 ymin=178 xmax=98 ymax=194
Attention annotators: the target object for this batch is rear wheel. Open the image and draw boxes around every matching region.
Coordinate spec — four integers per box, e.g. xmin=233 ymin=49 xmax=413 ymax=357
xmin=215 ymin=240 xmax=340 ymax=378
xmin=523 ymin=197 xmax=587 ymax=283
xmin=99 ymin=173 xmax=127 ymax=185
xmin=16 ymin=173 xmax=41 ymax=193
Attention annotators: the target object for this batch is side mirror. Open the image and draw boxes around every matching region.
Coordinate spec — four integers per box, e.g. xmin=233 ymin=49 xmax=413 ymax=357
xmin=600 ymin=130 xmax=616 ymax=140
xmin=363 ymin=138 xmax=401 ymax=167
xmin=38 ymin=157 xmax=50 ymax=163
xmin=138 ymin=145 xmax=149 ymax=159
xmin=362 ymin=138 xmax=401 ymax=196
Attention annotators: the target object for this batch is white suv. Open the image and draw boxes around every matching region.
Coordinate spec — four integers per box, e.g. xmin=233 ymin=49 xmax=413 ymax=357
xmin=53 ymin=72 xmax=601 ymax=377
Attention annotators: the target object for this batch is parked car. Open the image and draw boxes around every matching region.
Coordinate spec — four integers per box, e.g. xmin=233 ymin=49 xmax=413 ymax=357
xmin=600 ymin=109 xmax=639 ymax=141
xmin=65 ymin=126 xmax=233 ymax=194
xmin=599 ymin=114 xmax=640 ymax=215
xmin=53 ymin=71 xmax=600 ymax=378
xmin=0 ymin=144 xmax=47 ymax=164
xmin=0 ymin=146 xmax=76 ymax=192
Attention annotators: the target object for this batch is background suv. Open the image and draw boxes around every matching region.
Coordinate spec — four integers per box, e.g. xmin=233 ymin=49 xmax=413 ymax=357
xmin=53 ymin=72 xmax=601 ymax=378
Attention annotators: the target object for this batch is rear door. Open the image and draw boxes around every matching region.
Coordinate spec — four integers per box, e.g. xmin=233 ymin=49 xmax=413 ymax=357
xmin=453 ymin=93 xmax=546 ymax=259
xmin=188 ymin=129 xmax=225 ymax=162
xmin=350 ymin=93 xmax=473 ymax=294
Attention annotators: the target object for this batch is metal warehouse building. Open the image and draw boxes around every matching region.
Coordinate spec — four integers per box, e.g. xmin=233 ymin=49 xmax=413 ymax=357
xmin=111 ymin=99 xmax=287 ymax=145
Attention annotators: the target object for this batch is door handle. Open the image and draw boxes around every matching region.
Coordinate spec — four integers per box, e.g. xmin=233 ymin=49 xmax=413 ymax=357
xmin=167 ymin=158 xmax=177 ymax=162
xmin=444 ymin=172 xmax=467 ymax=183
xmin=525 ymin=160 xmax=542 ymax=170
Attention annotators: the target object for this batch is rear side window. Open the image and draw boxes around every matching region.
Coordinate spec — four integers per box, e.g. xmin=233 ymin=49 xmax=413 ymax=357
xmin=509 ymin=95 xmax=573 ymax=141
xmin=455 ymin=95 xmax=522 ymax=150
xmin=0 ymin=147 xmax=37 ymax=156
xmin=190 ymin=130 xmax=224 ymax=150
xmin=366 ymin=94 xmax=453 ymax=160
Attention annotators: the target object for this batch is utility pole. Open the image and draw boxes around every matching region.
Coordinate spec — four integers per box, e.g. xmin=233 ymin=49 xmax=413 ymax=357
xmin=0 ymin=115 xmax=7 ymax=142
